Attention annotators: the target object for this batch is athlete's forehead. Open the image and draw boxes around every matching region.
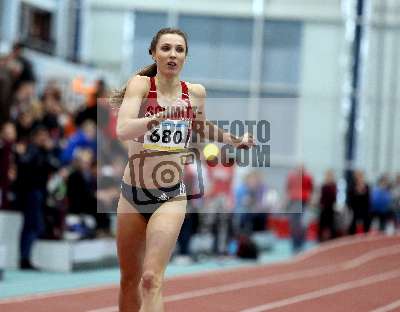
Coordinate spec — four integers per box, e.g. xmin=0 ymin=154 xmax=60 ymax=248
xmin=157 ymin=34 xmax=186 ymax=47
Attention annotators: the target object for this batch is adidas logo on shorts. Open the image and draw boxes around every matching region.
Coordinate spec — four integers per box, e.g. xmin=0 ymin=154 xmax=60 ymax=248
xmin=179 ymin=182 xmax=186 ymax=195
xmin=158 ymin=192 xmax=169 ymax=201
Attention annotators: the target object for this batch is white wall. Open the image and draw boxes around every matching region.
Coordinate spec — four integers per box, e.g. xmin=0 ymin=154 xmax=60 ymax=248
xmin=88 ymin=0 xmax=342 ymax=20
xmin=297 ymin=22 xmax=345 ymax=182
xmin=359 ymin=30 xmax=400 ymax=179
xmin=86 ymin=10 xmax=125 ymax=69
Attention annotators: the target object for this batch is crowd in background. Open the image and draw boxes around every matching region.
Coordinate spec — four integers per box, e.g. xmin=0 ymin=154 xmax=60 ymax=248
xmin=0 ymin=42 xmax=123 ymax=269
xmin=1 ymin=43 xmax=400 ymax=269
xmin=175 ymin=155 xmax=400 ymax=263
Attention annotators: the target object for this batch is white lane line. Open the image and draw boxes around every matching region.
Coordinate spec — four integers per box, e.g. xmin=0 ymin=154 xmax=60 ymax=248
xmin=2 ymin=234 xmax=394 ymax=305
xmin=85 ymin=245 xmax=400 ymax=312
xmin=164 ymin=245 xmax=400 ymax=302
xmin=369 ymin=299 xmax=400 ymax=312
xmin=294 ymin=233 xmax=394 ymax=262
xmin=240 ymin=269 xmax=400 ymax=312
xmin=167 ymin=233 xmax=398 ymax=283
xmin=342 ymin=245 xmax=400 ymax=269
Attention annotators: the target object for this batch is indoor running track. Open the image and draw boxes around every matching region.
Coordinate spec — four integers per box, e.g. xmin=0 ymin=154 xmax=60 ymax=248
xmin=1 ymin=233 xmax=400 ymax=312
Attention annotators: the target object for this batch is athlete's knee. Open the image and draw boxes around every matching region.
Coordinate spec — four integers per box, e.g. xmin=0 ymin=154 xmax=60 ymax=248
xmin=120 ymin=270 xmax=141 ymax=290
xmin=140 ymin=270 xmax=162 ymax=293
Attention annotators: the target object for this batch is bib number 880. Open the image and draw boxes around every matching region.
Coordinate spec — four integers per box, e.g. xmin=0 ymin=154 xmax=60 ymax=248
xmin=150 ymin=128 xmax=183 ymax=144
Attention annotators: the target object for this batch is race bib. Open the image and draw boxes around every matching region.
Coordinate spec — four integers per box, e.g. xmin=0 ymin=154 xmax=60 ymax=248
xmin=143 ymin=119 xmax=191 ymax=151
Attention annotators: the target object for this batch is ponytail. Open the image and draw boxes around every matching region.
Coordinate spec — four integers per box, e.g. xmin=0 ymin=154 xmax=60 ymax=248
xmin=109 ymin=63 xmax=157 ymax=109
xmin=137 ymin=63 xmax=157 ymax=77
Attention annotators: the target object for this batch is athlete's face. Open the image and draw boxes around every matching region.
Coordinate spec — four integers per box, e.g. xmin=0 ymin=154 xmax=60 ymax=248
xmin=153 ymin=34 xmax=187 ymax=76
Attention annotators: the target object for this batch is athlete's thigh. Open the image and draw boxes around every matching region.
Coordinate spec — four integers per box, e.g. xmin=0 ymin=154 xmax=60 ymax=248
xmin=117 ymin=194 xmax=147 ymax=276
xmin=143 ymin=198 xmax=187 ymax=271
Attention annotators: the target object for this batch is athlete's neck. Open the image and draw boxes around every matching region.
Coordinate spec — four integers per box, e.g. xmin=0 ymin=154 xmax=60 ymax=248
xmin=154 ymin=73 xmax=181 ymax=97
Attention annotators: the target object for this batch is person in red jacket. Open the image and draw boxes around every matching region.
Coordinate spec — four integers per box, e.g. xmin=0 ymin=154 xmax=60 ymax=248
xmin=206 ymin=153 xmax=235 ymax=255
xmin=286 ymin=164 xmax=314 ymax=253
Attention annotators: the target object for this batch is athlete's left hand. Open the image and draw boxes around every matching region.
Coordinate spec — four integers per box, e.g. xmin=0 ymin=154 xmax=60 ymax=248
xmin=235 ymin=132 xmax=255 ymax=149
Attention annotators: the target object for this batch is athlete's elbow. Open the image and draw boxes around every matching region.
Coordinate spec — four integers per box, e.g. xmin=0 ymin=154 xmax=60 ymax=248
xmin=116 ymin=123 xmax=130 ymax=141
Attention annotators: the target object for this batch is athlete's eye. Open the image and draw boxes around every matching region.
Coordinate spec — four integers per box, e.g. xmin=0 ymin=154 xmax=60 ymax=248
xmin=161 ymin=45 xmax=170 ymax=51
xmin=176 ymin=46 xmax=185 ymax=53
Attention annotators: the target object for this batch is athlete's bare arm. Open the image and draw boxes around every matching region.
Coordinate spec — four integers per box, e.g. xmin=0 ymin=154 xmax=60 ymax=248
xmin=116 ymin=75 xmax=160 ymax=141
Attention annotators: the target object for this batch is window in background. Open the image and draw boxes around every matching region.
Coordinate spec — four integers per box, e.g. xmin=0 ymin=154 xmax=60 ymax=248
xmin=258 ymin=95 xmax=299 ymax=157
xmin=133 ymin=11 xmax=168 ymax=70
xmin=260 ymin=21 xmax=302 ymax=158
xmin=19 ymin=3 xmax=55 ymax=54
xmin=88 ymin=10 xmax=125 ymax=69
xmin=206 ymin=90 xmax=250 ymax=98
xmin=204 ymin=90 xmax=251 ymax=121
xmin=178 ymin=15 xmax=252 ymax=83
xmin=262 ymin=21 xmax=302 ymax=89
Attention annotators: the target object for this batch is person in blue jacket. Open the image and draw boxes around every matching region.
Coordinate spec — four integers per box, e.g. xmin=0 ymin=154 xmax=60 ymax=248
xmin=370 ymin=175 xmax=393 ymax=232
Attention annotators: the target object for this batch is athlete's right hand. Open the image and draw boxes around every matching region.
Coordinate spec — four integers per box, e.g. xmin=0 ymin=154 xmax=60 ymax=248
xmin=153 ymin=108 xmax=168 ymax=121
xmin=147 ymin=109 xmax=167 ymax=131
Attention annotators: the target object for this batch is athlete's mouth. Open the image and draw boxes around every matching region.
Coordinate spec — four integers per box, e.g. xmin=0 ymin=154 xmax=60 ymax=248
xmin=167 ymin=61 xmax=177 ymax=67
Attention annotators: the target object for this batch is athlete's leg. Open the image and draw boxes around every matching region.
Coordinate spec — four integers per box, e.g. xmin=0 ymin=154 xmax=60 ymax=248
xmin=117 ymin=194 xmax=147 ymax=312
xmin=139 ymin=198 xmax=186 ymax=312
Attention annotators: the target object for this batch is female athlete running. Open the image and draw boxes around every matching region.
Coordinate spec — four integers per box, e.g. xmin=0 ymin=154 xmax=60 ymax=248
xmin=113 ymin=27 xmax=254 ymax=312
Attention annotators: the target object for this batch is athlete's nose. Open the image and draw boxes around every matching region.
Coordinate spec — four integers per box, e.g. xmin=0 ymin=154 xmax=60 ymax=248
xmin=169 ymin=49 xmax=177 ymax=58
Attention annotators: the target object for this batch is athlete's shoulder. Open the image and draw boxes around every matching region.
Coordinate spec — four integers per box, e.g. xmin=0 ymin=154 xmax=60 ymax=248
xmin=125 ymin=75 xmax=150 ymax=96
xmin=187 ymin=82 xmax=206 ymax=98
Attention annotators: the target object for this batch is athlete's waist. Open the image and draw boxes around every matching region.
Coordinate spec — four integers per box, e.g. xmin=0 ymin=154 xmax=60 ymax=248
xmin=121 ymin=180 xmax=183 ymax=191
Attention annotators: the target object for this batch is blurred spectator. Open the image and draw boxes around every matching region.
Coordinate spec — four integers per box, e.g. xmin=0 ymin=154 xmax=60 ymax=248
xmin=15 ymin=126 xmax=60 ymax=269
xmin=286 ymin=164 xmax=314 ymax=254
xmin=0 ymin=61 xmax=14 ymax=126
xmin=15 ymin=109 xmax=38 ymax=143
xmin=43 ymin=167 xmax=69 ymax=239
xmin=72 ymin=77 xmax=106 ymax=108
xmin=205 ymin=154 xmax=235 ymax=255
xmin=0 ymin=122 xmax=17 ymax=210
xmin=66 ymin=149 xmax=97 ymax=239
xmin=61 ymin=120 xmax=96 ymax=165
xmin=0 ymin=42 xmax=36 ymax=125
xmin=392 ymin=174 xmax=400 ymax=229
xmin=74 ymin=78 xmax=109 ymax=126
xmin=8 ymin=42 xmax=36 ymax=94
xmin=318 ymin=170 xmax=337 ymax=242
xmin=235 ymin=171 xmax=268 ymax=235
xmin=97 ymin=154 xmax=126 ymax=216
xmin=176 ymin=159 xmax=200 ymax=263
xmin=347 ymin=170 xmax=371 ymax=235
xmin=39 ymin=84 xmax=65 ymax=140
xmin=93 ymin=159 xmax=117 ymax=237
xmin=66 ymin=149 xmax=96 ymax=215
xmin=370 ymin=175 xmax=393 ymax=232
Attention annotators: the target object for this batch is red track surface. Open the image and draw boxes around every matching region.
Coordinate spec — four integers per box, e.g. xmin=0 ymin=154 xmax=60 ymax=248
xmin=1 ymin=233 xmax=400 ymax=312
